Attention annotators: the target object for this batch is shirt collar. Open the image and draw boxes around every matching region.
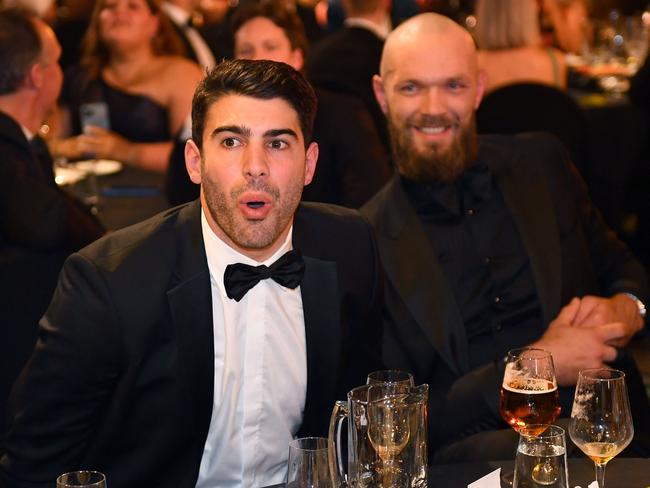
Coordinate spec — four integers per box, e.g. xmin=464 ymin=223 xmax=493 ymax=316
xmin=200 ymin=208 xmax=294 ymax=298
xmin=401 ymin=161 xmax=494 ymax=218
xmin=161 ymin=1 xmax=191 ymax=26
xmin=344 ymin=16 xmax=392 ymax=40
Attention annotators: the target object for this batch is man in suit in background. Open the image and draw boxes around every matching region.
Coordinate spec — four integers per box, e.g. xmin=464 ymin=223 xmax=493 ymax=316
xmin=362 ymin=13 xmax=650 ymax=461
xmin=0 ymin=8 xmax=105 ymax=442
xmin=162 ymin=0 xmax=216 ymax=68
xmin=1 ymin=59 xmax=382 ymax=488
xmin=307 ymin=0 xmax=392 ymax=153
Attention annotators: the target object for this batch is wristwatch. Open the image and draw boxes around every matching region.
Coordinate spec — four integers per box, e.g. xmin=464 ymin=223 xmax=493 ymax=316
xmin=623 ymin=292 xmax=647 ymax=319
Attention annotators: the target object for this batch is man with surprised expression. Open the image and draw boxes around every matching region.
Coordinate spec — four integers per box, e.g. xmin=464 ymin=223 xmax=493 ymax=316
xmin=186 ymin=90 xmax=318 ymax=260
xmin=1 ymin=59 xmax=382 ymax=488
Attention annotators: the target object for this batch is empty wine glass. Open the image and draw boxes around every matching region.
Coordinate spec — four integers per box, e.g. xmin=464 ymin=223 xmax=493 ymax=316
xmin=367 ymin=370 xmax=414 ymax=387
xmin=569 ymin=368 xmax=634 ymax=488
xmin=56 ymin=471 xmax=106 ymax=488
xmin=287 ymin=437 xmax=333 ymax=488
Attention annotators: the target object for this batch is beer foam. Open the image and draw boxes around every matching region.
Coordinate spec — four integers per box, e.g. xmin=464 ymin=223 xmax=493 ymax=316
xmin=503 ymin=377 xmax=557 ymax=393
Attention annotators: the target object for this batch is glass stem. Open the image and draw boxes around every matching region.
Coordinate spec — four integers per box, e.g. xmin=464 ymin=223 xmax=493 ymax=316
xmin=595 ymin=462 xmax=606 ymax=488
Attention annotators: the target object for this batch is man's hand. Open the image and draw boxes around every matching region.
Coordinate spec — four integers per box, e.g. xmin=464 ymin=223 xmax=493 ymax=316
xmin=532 ymin=298 xmax=626 ymax=386
xmin=571 ymin=294 xmax=643 ymax=347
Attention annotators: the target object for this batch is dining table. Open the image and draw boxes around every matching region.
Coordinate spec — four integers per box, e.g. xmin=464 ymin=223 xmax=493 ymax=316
xmin=57 ymin=161 xmax=171 ymax=230
xmin=265 ymin=457 xmax=650 ymax=487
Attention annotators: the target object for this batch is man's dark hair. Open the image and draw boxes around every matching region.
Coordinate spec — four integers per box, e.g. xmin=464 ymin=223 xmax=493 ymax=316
xmin=230 ymin=0 xmax=309 ymax=58
xmin=192 ymin=59 xmax=317 ymax=149
xmin=0 ymin=8 xmax=42 ymax=95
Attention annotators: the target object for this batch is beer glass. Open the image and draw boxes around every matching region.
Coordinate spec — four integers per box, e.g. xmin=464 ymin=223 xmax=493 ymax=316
xmin=500 ymin=348 xmax=560 ymax=486
xmin=569 ymin=368 xmax=634 ymax=488
xmin=287 ymin=437 xmax=333 ymax=488
xmin=56 ymin=471 xmax=106 ymax=487
xmin=513 ymin=425 xmax=569 ymax=488
xmin=500 ymin=348 xmax=561 ymax=436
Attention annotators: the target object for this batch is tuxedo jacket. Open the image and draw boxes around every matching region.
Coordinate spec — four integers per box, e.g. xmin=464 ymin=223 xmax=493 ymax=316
xmin=0 ymin=112 xmax=104 ymax=441
xmin=307 ymin=26 xmax=388 ymax=150
xmin=361 ymin=133 xmax=649 ymax=452
xmin=0 ymin=200 xmax=382 ymax=488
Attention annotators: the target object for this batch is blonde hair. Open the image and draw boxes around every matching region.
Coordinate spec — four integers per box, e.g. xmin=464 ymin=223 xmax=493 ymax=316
xmin=474 ymin=0 xmax=541 ymax=50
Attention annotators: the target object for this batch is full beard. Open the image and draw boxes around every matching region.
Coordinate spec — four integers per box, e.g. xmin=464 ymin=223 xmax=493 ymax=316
xmin=202 ymin=175 xmax=304 ymax=251
xmin=389 ymin=112 xmax=479 ymax=184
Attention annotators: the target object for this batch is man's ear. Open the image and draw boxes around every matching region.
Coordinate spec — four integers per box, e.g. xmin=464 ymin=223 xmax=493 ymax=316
xmin=303 ymin=141 xmax=318 ymax=186
xmin=185 ymin=139 xmax=202 ymax=184
xmin=372 ymin=74 xmax=388 ymax=114
xmin=25 ymin=62 xmax=43 ymax=90
xmin=475 ymin=70 xmax=487 ymax=109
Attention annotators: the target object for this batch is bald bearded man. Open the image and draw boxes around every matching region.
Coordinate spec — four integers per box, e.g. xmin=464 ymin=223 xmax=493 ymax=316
xmin=362 ymin=13 xmax=650 ymax=461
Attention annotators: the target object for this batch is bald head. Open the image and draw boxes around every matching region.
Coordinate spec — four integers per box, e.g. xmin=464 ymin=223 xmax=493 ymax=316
xmin=372 ymin=13 xmax=485 ymax=184
xmin=380 ymin=13 xmax=478 ymax=79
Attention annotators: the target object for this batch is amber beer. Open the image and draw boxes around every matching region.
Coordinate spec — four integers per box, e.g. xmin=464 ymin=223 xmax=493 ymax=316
xmin=500 ymin=378 xmax=561 ymax=436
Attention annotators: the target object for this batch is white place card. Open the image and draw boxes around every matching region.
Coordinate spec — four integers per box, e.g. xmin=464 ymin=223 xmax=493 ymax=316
xmin=468 ymin=468 xmax=501 ymax=488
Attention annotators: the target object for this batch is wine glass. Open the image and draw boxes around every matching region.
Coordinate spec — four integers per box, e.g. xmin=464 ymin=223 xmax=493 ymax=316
xmin=287 ymin=437 xmax=333 ymax=488
xmin=366 ymin=385 xmax=412 ymax=487
xmin=569 ymin=368 xmax=634 ymax=488
xmin=367 ymin=370 xmax=414 ymax=387
xmin=56 ymin=471 xmax=106 ymax=488
xmin=499 ymin=348 xmax=561 ymax=486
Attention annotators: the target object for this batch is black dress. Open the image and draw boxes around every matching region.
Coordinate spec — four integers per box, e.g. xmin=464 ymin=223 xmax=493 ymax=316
xmin=62 ymin=65 xmax=171 ymax=143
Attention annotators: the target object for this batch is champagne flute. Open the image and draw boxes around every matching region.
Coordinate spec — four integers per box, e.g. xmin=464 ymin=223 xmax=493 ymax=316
xmin=56 ymin=471 xmax=106 ymax=488
xmin=499 ymin=348 xmax=561 ymax=486
xmin=569 ymin=368 xmax=634 ymax=488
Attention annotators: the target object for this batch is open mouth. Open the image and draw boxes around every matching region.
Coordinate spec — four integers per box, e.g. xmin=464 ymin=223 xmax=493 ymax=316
xmin=246 ymin=201 xmax=266 ymax=209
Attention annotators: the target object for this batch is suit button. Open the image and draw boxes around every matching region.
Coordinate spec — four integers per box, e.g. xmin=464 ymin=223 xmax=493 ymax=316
xmin=494 ymin=296 xmax=501 ymax=304
xmin=495 ymin=323 xmax=503 ymax=331
xmin=467 ymin=208 xmax=475 ymax=216
xmin=484 ymin=256 xmax=491 ymax=265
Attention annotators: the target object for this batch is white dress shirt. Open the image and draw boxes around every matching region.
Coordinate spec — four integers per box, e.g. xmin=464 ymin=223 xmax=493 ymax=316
xmin=162 ymin=2 xmax=216 ymax=69
xmin=196 ymin=210 xmax=307 ymax=488
xmin=344 ymin=16 xmax=392 ymax=40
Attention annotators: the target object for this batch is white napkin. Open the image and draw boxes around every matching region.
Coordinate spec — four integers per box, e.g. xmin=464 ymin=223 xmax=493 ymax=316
xmin=468 ymin=468 xmax=501 ymax=488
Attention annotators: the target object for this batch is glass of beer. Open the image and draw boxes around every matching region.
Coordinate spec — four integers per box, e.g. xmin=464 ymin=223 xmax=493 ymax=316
xmin=500 ymin=348 xmax=561 ymax=437
xmin=500 ymin=348 xmax=561 ymax=486
xmin=568 ymin=368 xmax=634 ymax=488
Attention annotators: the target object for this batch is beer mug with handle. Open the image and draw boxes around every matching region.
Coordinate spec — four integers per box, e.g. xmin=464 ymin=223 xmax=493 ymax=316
xmin=329 ymin=383 xmax=428 ymax=487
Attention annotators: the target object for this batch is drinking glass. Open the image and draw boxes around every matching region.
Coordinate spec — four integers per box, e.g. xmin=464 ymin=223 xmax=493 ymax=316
xmin=56 ymin=471 xmax=106 ymax=488
xmin=500 ymin=348 xmax=561 ymax=437
xmin=569 ymin=368 xmax=634 ymax=488
xmin=367 ymin=370 xmax=414 ymax=387
xmin=513 ymin=425 xmax=569 ymax=488
xmin=366 ymin=385 xmax=412 ymax=487
xmin=499 ymin=348 xmax=561 ymax=486
xmin=287 ymin=437 xmax=333 ymax=488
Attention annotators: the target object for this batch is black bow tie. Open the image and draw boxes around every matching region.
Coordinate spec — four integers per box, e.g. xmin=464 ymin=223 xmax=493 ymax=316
xmin=223 ymin=249 xmax=305 ymax=302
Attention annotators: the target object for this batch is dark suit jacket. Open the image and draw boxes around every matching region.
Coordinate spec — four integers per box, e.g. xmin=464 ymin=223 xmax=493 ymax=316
xmin=0 ymin=111 xmax=104 ymax=441
xmin=0 ymin=200 xmax=382 ymax=487
xmin=361 ymin=133 xmax=649 ymax=456
xmin=307 ymin=26 xmax=388 ymax=151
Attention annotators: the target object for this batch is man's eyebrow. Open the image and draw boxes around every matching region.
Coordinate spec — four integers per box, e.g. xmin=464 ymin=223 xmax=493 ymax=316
xmin=264 ymin=128 xmax=298 ymax=139
xmin=210 ymin=125 xmax=252 ymax=138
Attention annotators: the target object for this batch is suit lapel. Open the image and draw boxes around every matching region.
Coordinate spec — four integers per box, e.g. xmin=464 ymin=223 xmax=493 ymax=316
xmin=487 ymin=137 xmax=561 ymax=325
xmin=166 ymin=201 xmax=214 ymax=454
xmin=378 ymin=176 xmax=468 ymax=375
xmin=299 ymin=255 xmax=340 ymax=429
